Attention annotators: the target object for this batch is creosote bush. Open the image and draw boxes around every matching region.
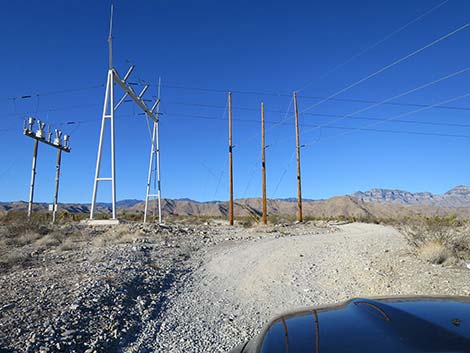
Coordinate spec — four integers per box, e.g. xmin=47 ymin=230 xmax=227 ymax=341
xmin=418 ymin=240 xmax=451 ymax=264
xmin=399 ymin=215 xmax=470 ymax=264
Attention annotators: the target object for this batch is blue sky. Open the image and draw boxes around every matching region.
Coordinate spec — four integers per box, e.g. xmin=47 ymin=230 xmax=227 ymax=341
xmin=1 ymin=0 xmax=470 ymax=203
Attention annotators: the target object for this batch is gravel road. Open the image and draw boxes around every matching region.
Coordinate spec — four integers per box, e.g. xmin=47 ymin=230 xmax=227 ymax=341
xmin=130 ymin=222 xmax=470 ymax=353
xmin=1 ymin=222 xmax=469 ymax=352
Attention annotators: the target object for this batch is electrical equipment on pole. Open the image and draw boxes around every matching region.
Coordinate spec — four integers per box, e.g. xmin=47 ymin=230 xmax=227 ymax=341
xmin=23 ymin=117 xmax=71 ymax=222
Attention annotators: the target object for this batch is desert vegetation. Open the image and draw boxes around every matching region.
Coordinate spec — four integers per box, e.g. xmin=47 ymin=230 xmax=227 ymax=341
xmin=1 ymin=212 xmax=469 ymax=274
xmin=398 ymin=215 xmax=470 ymax=265
xmin=0 ymin=214 xmax=147 ymax=273
xmin=1 ymin=212 xmax=469 ymax=352
xmin=0 ymin=213 xmax=292 ymax=272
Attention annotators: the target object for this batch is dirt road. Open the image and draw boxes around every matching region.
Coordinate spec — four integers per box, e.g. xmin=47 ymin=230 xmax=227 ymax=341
xmin=2 ymin=222 xmax=469 ymax=352
xmin=128 ymin=222 xmax=470 ymax=352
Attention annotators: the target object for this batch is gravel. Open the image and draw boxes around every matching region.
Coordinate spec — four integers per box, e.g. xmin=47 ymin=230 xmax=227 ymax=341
xmin=0 ymin=223 xmax=219 ymax=352
xmin=134 ymin=222 xmax=470 ymax=352
xmin=1 ymin=221 xmax=469 ymax=352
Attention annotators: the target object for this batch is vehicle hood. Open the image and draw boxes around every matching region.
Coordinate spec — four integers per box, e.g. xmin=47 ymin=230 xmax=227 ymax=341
xmin=236 ymin=296 xmax=470 ymax=353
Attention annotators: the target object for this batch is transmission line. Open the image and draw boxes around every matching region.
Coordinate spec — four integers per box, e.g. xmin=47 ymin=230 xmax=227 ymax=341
xmin=297 ymin=0 xmax=450 ymax=93
xmin=164 ymin=110 xmax=470 ymax=131
xmin=303 ymin=92 xmax=470 ymax=145
xmin=0 ymin=84 xmax=104 ymax=102
xmin=165 ymin=98 xmax=470 ymax=113
xmin=302 ymin=67 xmax=469 ymax=133
xmin=300 ymin=22 xmax=470 ymax=115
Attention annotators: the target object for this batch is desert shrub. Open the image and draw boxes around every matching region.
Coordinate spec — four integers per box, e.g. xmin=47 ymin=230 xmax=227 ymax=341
xmin=119 ymin=213 xmax=143 ymax=222
xmin=58 ymin=238 xmax=82 ymax=251
xmin=35 ymin=234 xmax=61 ymax=248
xmin=399 ymin=215 xmax=470 ymax=263
xmin=302 ymin=215 xmax=390 ymax=224
xmin=418 ymin=240 xmax=451 ymax=264
xmin=239 ymin=217 xmax=256 ymax=228
xmin=399 ymin=215 xmax=461 ymax=247
xmin=0 ymin=249 xmax=31 ymax=270
xmin=0 ymin=217 xmax=48 ymax=247
xmin=266 ymin=214 xmax=296 ymax=225
xmin=92 ymin=226 xmax=139 ymax=247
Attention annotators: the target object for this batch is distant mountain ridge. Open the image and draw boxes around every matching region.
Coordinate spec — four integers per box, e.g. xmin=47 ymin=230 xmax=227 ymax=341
xmin=351 ymin=185 xmax=470 ymax=207
xmin=2 ymin=186 xmax=470 ymax=219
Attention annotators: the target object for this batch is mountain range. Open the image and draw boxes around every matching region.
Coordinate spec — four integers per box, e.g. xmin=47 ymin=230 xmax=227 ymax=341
xmin=352 ymin=185 xmax=470 ymax=207
xmin=2 ymin=186 xmax=470 ymax=220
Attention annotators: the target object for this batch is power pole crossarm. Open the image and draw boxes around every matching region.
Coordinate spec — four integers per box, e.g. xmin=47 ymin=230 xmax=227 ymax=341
xmin=112 ymin=70 xmax=158 ymax=123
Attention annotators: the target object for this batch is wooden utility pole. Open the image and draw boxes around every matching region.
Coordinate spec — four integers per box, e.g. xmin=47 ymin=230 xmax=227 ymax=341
xmin=261 ymin=102 xmax=267 ymax=224
xmin=293 ymin=91 xmax=303 ymax=222
xmin=228 ymin=92 xmax=234 ymax=225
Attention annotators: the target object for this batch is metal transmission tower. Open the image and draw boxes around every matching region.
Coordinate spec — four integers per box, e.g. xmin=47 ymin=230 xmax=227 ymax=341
xmin=23 ymin=117 xmax=71 ymax=223
xmin=89 ymin=5 xmax=160 ymax=224
xmin=144 ymin=78 xmax=162 ymax=224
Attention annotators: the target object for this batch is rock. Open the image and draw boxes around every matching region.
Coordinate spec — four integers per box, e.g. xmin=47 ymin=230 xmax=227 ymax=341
xmin=0 ymin=303 xmax=15 ymax=312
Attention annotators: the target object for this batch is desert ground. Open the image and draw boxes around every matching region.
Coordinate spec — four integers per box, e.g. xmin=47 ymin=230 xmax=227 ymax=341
xmin=1 ymin=220 xmax=469 ymax=352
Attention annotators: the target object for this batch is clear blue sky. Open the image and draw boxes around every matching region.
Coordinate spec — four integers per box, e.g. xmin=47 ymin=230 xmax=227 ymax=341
xmin=1 ymin=0 xmax=470 ymax=203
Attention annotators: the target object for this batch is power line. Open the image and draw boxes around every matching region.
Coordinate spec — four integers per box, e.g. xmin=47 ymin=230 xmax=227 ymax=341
xmin=301 ymin=124 xmax=470 ymax=139
xmin=303 ymin=92 xmax=470 ymax=145
xmin=163 ymin=71 xmax=470 ymax=148
xmin=296 ymin=0 xmax=450 ymax=93
xmin=163 ymin=111 xmax=470 ymax=139
xmin=162 ymin=83 xmax=286 ymax=97
xmin=3 ymin=103 xmax=102 ymax=121
xmin=2 ymin=108 xmax=469 ymax=140
xmin=303 ymin=67 xmax=469 ymax=133
xmin=300 ymin=95 xmax=470 ymax=111
xmin=164 ymin=110 xmax=470 ymax=130
xmin=272 ymin=150 xmax=297 ymax=198
xmin=0 ymin=84 xmax=104 ymax=102
xmin=165 ymin=97 xmax=470 ymax=113
xmin=305 ymin=112 xmax=470 ymax=129
xmin=300 ymin=22 xmax=470 ymax=115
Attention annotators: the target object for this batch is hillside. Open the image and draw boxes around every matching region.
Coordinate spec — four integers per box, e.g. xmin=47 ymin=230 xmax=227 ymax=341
xmin=4 ymin=195 xmax=470 ymax=220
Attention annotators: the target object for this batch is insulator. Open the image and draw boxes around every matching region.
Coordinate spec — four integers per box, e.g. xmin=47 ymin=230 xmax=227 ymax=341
xmin=63 ymin=134 xmax=70 ymax=148
xmin=53 ymin=129 xmax=62 ymax=146
xmin=28 ymin=117 xmax=35 ymax=131
xmin=35 ymin=120 xmax=45 ymax=139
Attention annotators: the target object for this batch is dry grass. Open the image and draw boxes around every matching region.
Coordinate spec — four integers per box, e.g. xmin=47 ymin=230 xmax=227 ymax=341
xmin=0 ymin=218 xmax=91 ymax=271
xmin=0 ymin=249 xmax=31 ymax=269
xmin=0 ymin=215 xmax=152 ymax=273
xmin=91 ymin=226 xmax=140 ymax=247
xmin=418 ymin=240 xmax=451 ymax=264
xmin=399 ymin=215 xmax=470 ymax=264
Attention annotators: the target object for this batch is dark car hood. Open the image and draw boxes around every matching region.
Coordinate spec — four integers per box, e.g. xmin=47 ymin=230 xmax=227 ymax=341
xmin=235 ymin=296 xmax=470 ymax=353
